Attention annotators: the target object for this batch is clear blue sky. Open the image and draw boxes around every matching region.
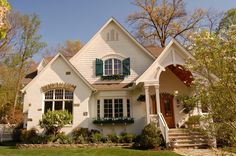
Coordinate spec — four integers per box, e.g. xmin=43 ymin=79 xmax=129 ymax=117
xmin=8 ymin=0 xmax=236 ymax=52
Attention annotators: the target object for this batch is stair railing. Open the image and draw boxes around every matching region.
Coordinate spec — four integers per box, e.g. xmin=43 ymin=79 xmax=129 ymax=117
xmin=158 ymin=113 xmax=169 ymax=144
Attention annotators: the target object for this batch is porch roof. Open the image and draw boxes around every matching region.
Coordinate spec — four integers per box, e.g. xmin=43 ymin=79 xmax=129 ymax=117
xmin=92 ymin=83 xmax=133 ymax=91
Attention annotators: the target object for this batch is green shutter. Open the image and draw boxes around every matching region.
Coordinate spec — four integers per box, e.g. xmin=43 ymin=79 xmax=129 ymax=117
xmin=95 ymin=58 xmax=103 ymax=76
xmin=123 ymin=58 xmax=130 ymax=75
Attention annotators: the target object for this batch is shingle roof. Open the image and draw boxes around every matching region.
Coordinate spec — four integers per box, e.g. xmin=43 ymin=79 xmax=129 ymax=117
xmin=92 ymin=83 xmax=133 ymax=91
xmin=145 ymin=46 xmax=164 ymax=58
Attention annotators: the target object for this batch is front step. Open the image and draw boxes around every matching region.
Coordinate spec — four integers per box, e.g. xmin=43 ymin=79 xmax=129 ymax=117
xmin=168 ymin=128 xmax=209 ymax=149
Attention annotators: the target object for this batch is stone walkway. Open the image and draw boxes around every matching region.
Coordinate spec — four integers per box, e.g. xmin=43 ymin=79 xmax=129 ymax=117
xmin=174 ymin=148 xmax=236 ymax=156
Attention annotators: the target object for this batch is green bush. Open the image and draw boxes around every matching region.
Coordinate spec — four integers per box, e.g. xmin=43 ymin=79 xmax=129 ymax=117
xmin=12 ymin=122 xmax=24 ymax=142
xmin=56 ymin=132 xmax=73 ymax=144
xmin=120 ymin=133 xmax=136 ymax=143
xmin=133 ymin=122 xmax=163 ymax=149
xmin=72 ymin=128 xmax=90 ymax=143
xmin=107 ymin=134 xmax=120 ymax=143
xmin=39 ymin=110 xmax=72 ymax=135
xmin=20 ymin=128 xmax=40 ymax=143
xmin=101 ymin=136 xmax=109 ymax=143
xmin=177 ymin=95 xmax=196 ymax=114
xmin=186 ymin=115 xmax=201 ymax=125
xmin=91 ymin=133 xmax=102 ymax=143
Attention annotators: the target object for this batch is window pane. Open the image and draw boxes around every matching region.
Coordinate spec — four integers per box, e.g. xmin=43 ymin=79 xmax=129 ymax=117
xmin=55 ymin=89 xmax=63 ymax=99
xmin=127 ymin=99 xmax=131 ymax=117
xmin=114 ymin=99 xmax=123 ymax=118
xmin=114 ymin=59 xmax=122 ymax=75
xmin=104 ymin=99 xmax=113 ymax=118
xmin=65 ymin=101 xmax=73 ymax=114
xmin=44 ymin=101 xmax=53 ymax=113
xmin=45 ymin=90 xmax=53 ymax=99
xmin=55 ymin=101 xmax=63 ymax=110
xmin=105 ymin=59 xmax=113 ymax=75
xmin=65 ymin=90 xmax=73 ymax=99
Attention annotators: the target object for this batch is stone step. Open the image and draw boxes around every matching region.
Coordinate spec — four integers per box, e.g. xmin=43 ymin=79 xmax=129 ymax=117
xmin=169 ymin=132 xmax=203 ymax=136
xmin=169 ymin=135 xmax=207 ymax=140
xmin=174 ymin=139 xmax=208 ymax=144
xmin=173 ymin=143 xmax=209 ymax=149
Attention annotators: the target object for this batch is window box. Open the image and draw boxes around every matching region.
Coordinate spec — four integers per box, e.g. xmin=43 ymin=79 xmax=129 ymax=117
xmin=93 ymin=117 xmax=134 ymax=125
xmin=101 ymin=74 xmax=125 ymax=80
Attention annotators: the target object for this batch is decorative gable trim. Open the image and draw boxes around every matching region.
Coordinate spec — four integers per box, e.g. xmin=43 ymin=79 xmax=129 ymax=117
xmin=70 ymin=17 xmax=156 ymax=62
xmin=135 ymin=39 xmax=194 ymax=84
xmin=21 ymin=53 xmax=95 ymax=92
xmin=41 ymin=83 xmax=76 ymax=92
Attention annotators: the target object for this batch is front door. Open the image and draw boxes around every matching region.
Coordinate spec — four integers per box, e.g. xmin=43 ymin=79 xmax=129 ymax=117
xmin=160 ymin=93 xmax=175 ymax=128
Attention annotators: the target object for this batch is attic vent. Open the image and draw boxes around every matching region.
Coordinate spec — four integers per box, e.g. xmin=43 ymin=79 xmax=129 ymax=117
xmin=107 ymin=29 xmax=119 ymax=41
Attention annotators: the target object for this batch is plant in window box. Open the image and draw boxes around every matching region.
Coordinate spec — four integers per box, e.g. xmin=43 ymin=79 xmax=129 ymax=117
xmin=93 ymin=117 xmax=134 ymax=125
xmin=101 ymin=74 xmax=125 ymax=80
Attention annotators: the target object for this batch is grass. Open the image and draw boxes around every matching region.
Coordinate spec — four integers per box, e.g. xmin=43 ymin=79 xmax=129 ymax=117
xmin=0 ymin=146 xmax=181 ymax=156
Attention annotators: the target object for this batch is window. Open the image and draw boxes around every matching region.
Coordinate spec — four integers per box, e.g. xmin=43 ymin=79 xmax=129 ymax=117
xmin=44 ymin=89 xmax=73 ymax=114
xmin=101 ymin=98 xmax=131 ymax=119
xmin=104 ymin=99 xmax=113 ymax=118
xmin=105 ymin=59 xmax=113 ymax=75
xmin=104 ymin=58 xmax=122 ymax=76
xmin=114 ymin=99 xmax=123 ymax=118
xmin=97 ymin=100 xmax=100 ymax=118
xmin=127 ymin=99 xmax=131 ymax=117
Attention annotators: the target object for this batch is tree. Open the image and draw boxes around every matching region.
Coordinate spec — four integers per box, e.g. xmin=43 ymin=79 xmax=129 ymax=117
xmin=40 ymin=110 xmax=72 ymax=136
xmin=187 ymin=25 xmax=236 ymax=146
xmin=57 ymin=40 xmax=81 ymax=57
xmin=12 ymin=14 xmax=46 ymax=122
xmin=127 ymin=0 xmax=205 ymax=47
xmin=0 ymin=0 xmax=11 ymax=39
xmin=218 ymin=8 xmax=236 ymax=32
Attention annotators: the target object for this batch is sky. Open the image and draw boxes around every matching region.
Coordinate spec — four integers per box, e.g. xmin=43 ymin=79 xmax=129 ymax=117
xmin=8 ymin=0 xmax=236 ymax=60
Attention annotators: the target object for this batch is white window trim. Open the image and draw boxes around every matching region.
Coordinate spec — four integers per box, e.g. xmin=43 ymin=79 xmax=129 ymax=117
xmin=43 ymin=89 xmax=74 ymax=114
xmin=97 ymin=97 xmax=132 ymax=119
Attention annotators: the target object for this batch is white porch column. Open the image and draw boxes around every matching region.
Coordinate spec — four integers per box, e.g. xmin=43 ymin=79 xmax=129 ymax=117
xmin=144 ymin=85 xmax=150 ymax=124
xmin=154 ymin=84 xmax=161 ymax=114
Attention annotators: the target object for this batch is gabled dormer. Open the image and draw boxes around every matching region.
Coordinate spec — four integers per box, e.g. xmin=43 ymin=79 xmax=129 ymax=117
xmin=70 ymin=17 xmax=155 ymax=84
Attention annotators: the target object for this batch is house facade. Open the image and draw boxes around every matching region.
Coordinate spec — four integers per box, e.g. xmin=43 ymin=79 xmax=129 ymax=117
xmin=22 ymin=18 xmax=203 ymax=144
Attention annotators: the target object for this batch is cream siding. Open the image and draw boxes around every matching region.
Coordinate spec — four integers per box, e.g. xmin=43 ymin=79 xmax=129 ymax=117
xmin=70 ymin=21 xmax=154 ymax=84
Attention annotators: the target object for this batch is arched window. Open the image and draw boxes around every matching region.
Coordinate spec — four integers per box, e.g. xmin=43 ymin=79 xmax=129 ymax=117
xmin=104 ymin=58 xmax=122 ymax=76
xmin=44 ymin=89 xmax=73 ymax=114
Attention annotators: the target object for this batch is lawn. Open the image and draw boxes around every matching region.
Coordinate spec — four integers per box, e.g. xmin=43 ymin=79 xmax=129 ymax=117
xmin=0 ymin=146 xmax=181 ymax=156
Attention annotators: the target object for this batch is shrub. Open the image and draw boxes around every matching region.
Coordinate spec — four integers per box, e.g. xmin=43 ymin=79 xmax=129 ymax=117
xmin=39 ymin=110 xmax=72 ymax=135
xmin=120 ymin=133 xmax=136 ymax=143
xmin=133 ymin=122 xmax=163 ymax=149
xmin=107 ymin=134 xmax=120 ymax=143
xmin=20 ymin=128 xmax=38 ymax=143
xmin=177 ymin=95 xmax=196 ymax=114
xmin=56 ymin=132 xmax=73 ymax=144
xmin=91 ymin=133 xmax=102 ymax=143
xmin=12 ymin=122 xmax=24 ymax=142
xmin=72 ymin=128 xmax=90 ymax=143
xmin=186 ymin=115 xmax=201 ymax=125
xmin=101 ymin=136 xmax=109 ymax=143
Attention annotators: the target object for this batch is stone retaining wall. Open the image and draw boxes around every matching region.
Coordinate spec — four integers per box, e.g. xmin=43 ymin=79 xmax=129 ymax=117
xmin=16 ymin=143 xmax=133 ymax=149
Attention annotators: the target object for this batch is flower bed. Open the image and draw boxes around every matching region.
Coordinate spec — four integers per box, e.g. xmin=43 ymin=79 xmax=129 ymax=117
xmin=16 ymin=143 xmax=133 ymax=149
xmin=93 ymin=117 xmax=134 ymax=125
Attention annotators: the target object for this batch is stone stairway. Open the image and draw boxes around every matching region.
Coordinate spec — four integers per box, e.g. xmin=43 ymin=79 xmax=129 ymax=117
xmin=168 ymin=128 xmax=209 ymax=149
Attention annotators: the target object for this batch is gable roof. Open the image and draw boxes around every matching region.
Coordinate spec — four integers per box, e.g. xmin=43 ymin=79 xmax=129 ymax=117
xmin=136 ymin=38 xmax=194 ymax=84
xmin=21 ymin=53 xmax=95 ymax=92
xmin=70 ymin=17 xmax=156 ymax=62
xmin=145 ymin=46 xmax=164 ymax=58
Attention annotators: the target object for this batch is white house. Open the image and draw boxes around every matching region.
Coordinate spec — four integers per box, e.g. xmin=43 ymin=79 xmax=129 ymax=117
xmin=22 ymin=17 xmax=206 ymax=147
